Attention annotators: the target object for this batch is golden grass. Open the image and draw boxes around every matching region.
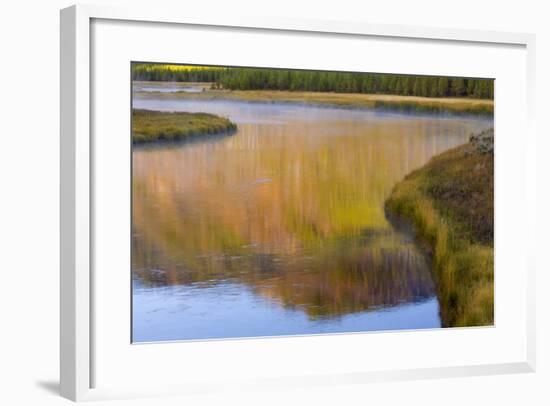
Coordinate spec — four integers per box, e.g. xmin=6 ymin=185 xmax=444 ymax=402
xmin=132 ymin=109 xmax=236 ymax=144
xmin=134 ymin=84 xmax=494 ymax=115
xmin=385 ymin=143 xmax=494 ymax=327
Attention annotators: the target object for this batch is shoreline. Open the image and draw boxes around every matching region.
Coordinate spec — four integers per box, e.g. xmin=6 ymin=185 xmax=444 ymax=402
xmin=132 ymin=109 xmax=237 ymax=144
xmin=133 ymin=82 xmax=494 ymax=116
xmin=385 ymin=132 xmax=494 ymax=327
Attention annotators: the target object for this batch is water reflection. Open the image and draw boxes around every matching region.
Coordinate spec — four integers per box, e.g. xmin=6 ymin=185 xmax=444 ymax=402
xmin=132 ymin=98 xmax=491 ymax=341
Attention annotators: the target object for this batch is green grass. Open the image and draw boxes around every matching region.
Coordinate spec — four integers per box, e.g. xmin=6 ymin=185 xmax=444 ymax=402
xmin=372 ymin=99 xmax=493 ymax=116
xmin=132 ymin=109 xmax=236 ymax=144
xmin=385 ymin=139 xmax=494 ymax=327
xmin=134 ymin=85 xmax=494 ymax=116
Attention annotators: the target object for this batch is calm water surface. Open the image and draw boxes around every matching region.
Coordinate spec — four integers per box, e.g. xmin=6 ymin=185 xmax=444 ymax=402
xmin=132 ymin=96 xmax=492 ymax=342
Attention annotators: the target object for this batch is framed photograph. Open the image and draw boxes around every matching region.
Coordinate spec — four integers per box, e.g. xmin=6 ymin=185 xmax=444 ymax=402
xmin=60 ymin=4 xmax=536 ymax=402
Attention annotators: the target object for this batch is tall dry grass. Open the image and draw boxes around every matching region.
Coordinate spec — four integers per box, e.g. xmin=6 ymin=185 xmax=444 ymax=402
xmin=385 ymin=143 xmax=494 ymax=327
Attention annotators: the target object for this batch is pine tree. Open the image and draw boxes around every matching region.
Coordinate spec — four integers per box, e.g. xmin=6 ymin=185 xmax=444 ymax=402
xmin=437 ymin=77 xmax=448 ymax=97
xmin=451 ymin=78 xmax=466 ymax=97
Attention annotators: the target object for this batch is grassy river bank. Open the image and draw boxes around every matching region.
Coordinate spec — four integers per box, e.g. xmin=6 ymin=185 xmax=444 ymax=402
xmin=132 ymin=109 xmax=236 ymax=144
xmin=133 ymin=82 xmax=494 ymax=116
xmin=385 ymin=129 xmax=494 ymax=327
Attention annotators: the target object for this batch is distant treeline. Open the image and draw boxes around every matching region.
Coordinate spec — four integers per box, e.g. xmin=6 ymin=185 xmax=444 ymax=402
xmin=132 ymin=64 xmax=494 ymax=99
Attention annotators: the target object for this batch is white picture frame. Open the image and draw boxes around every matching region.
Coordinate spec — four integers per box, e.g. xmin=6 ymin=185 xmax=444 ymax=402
xmin=60 ymin=3 xmax=536 ymax=402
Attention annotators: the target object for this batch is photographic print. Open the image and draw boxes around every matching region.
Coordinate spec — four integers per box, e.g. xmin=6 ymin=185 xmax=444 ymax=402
xmin=131 ymin=63 xmax=494 ymax=342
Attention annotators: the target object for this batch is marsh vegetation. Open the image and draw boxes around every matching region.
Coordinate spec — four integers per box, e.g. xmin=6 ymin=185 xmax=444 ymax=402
xmin=132 ymin=109 xmax=236 ymax=144
xmin=385 ymin=130 xmax=494 ymax=326
xmin=134 ymin=84 xmax=493 ymax=116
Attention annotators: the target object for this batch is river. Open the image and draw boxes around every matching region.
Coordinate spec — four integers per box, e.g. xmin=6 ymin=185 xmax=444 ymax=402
xmin=131 ymin=95 xmax=492 ymax=342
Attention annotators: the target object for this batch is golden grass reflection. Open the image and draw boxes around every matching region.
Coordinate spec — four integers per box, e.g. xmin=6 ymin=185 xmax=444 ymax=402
xmin=133 ymin=110 xmax=489 ymax=320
